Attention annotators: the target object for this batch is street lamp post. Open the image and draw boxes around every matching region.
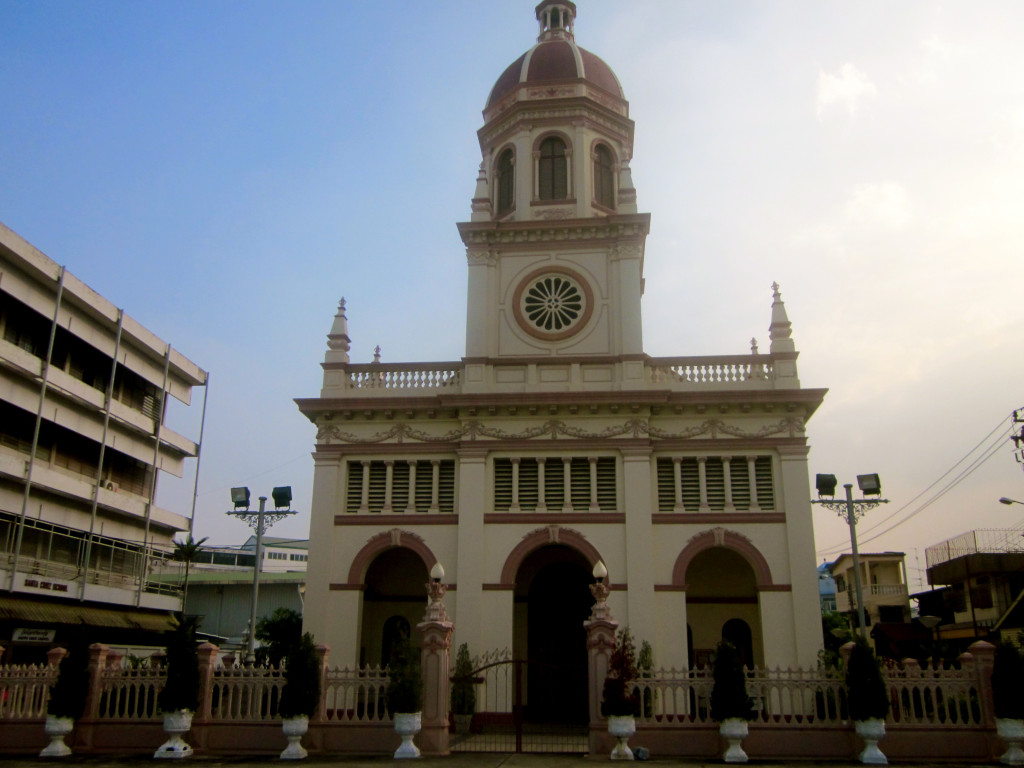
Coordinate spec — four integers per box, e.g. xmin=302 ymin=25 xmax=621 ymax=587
xmin=812 ymin=473 xmax=889 ymax=640
xmin=227 ymin=486 xmax=296 ymax=664
xmin=999 ymin=497 xmax=1024 ymax=507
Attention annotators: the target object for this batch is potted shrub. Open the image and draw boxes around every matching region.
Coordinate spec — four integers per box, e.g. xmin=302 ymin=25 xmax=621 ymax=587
xmin=386 ymin=632 xmax=423 ymax=758
xmin=845 ymin=638 xmax=890 ymax=765
xmin=992 ymin=642 xmax=1024 ymax=765
xmin=40 ymin=642 xmax=90 ymax=757
xmin=601 ymin=627 xmax=640 ymax=760
xmin=450 ymin=643 xmax=476 ymax=735
xmin=278 ymin=632 xmax=321 ymax=759
xmin=155 ymin=614 xmax=201 ymax=759
xmin=710 ymin=640 xmax=754 ymax=763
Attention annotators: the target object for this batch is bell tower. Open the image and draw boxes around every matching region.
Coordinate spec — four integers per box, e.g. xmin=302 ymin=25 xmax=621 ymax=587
xmin=459 ymin=0 xmax=650 ymax=375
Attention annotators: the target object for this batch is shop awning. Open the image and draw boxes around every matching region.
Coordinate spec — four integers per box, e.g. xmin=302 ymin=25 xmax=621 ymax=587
xmin=0 ymin=597 xmax=173 ymax=632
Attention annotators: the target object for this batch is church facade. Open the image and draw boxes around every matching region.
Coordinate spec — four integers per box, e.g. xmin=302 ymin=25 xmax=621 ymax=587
xmin=297 ymin=1 xmax=827 ymax=691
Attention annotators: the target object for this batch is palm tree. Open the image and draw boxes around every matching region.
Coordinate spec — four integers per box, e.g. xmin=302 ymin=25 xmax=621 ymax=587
xmin=173 ymin=534 xmax=208 ymax=609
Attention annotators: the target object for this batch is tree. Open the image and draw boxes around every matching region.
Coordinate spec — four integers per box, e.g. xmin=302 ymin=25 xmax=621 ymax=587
xmin=255 ymin=607 xmax=303 ymax=667
xmin=172 ymin=534 xmax=208 ymax=607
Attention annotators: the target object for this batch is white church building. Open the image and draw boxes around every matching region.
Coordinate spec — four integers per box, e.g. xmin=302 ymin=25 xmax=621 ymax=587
xmin=297 ymin=1 xmax=826 ymax=717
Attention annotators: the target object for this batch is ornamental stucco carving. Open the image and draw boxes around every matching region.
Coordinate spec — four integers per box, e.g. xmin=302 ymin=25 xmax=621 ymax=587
xmin=317 ymin=417 xmax=803 ymax=444
xmin=535 ymin=207 xmax=576 ymax=220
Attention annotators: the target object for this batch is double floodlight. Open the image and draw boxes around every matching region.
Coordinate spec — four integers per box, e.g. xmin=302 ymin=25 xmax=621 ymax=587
xmin=229 ymin=486 xmax=293 ymax=510
xmin=814 ymin=473 xmax=882 ymax=497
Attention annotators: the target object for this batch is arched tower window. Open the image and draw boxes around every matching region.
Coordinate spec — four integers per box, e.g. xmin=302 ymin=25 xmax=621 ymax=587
xmin=496 ymin=148 xmax=515 ymax=215
xmin=538 ymin=137 xmax=568 ymax=200
xmin=594 ymin=144 xmax=615 ymax=209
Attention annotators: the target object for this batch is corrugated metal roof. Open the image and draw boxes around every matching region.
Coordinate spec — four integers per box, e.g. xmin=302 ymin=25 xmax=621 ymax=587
xmin=0 ymin=597 xmax=173 ymax=632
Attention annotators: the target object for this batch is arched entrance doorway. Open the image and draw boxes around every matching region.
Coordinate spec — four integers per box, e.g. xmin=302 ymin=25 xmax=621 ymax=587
xmin=359 ymin=548 xmax=428 ymax=667
xmin=513 ymin=545 xmax=594 ymax=724
xmin=685 ymin=547 xmax=764 ymax=668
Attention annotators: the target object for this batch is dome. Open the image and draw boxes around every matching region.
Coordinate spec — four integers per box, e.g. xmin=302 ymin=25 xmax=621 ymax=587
xmin=485 ymin=1 xmax=624 ymax=111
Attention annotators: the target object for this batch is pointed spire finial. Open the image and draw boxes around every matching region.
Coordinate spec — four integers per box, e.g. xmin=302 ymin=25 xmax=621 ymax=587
xmin=324 ymin=297 xmax=351 ymax=364
xmin=750 ymin=338 xmax=759 ymax=355
xmin=769 ymin=282 xmax=795 ymax=354
xmin=373 ymin=345 xmax=382 ymax=364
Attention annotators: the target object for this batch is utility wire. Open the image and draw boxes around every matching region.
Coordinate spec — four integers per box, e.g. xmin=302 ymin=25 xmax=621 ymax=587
xmin=816 ymin=417 xmax=1013 ymax=557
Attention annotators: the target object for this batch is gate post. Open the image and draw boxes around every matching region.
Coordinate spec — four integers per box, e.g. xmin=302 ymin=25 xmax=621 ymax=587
xmin=584 ymin=563 xmax=618 ymax=755
xmin=417 ymin=564 xmax=453 ymax=756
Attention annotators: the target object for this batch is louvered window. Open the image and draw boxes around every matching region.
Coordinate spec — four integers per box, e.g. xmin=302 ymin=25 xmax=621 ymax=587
xmin=493 ymin=455 xmax=616 ymax=512
xmin=344 ymin=459 xmax=455 ymax=513
xmin=538 ymin=137 xmax=568 ymax=200
xmin=656 ymin=455 xmax=776 ymax=513
xmin=754 ymin=456 xmax=775 ymax=510
xmin=705 ymin=458 xmax=726 ymax=510
xmin=496 ymin=149 xmax=514 ymax=214
xmin=594 ymin=144 xmax=615 ymax=208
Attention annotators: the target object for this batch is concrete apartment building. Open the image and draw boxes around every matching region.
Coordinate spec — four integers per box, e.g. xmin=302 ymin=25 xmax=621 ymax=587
xmin=0 ymin=222 xmax=206 ymax=662
xmin=830 ymin=552 xmax=911 ymax=628
xmin=297 ymin=0 xmax=827 ymax=720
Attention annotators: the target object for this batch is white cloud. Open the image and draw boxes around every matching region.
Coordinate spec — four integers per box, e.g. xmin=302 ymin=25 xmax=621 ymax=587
xmin=816 ymin=62 xmax=878 ymax=119
xmin=843 ymin=182 xmax=912 ymax=230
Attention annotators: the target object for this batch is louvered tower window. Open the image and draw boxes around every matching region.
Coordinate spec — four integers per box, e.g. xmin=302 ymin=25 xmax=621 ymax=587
xmin=594 ymin=144 xmax=615 ymax=208
xmin=538 ymin=137 xmax=568 ymax=200
xmin=494 ymin=455 xmax=616 ymax=512
xmin=496 ymin=148 xmax=515 ymax=215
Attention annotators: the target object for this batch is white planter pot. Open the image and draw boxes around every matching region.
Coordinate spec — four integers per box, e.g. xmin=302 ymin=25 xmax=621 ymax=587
xmin=154 ymin=710 xmax=194 ymax=759
xmin=393 ymin=711 xmax=422 ymax=759
xmin=607 ymin=714 xmax=636 ymax=760
xmin=854 ymin=718 xmax=887 ymax=765
xmin=720 ymin=717 xmax=749 ymax=763
xmin=997 ymin=718 xmax=1024 ymax=765
xmin=40 ymin=715 xmax=74 ymax=757
xmin=281 ymin=715 xmax=310 ymax=760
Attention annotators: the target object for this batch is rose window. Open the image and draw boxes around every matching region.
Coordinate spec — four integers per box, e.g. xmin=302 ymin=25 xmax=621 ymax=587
xmin=524 ymin=275 xmax=583 ymax=331
xmin=513 ymin=268 xmax=593 ymax=341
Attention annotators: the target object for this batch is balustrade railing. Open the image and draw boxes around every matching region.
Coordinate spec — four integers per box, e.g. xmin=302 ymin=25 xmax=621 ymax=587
xmin=0 ymin=662 xmax=53 ymax=720
xmin=209 ymin=663 xmax=284 ymax=721
xmin=648 ymin=356 xmax=773 ymax=386
xmin=321 ymin=665 xmax=390 ymax=723
xmin=96 ymin=665 xmax=162 ymax=720
xmin=344 ymin=364 xmax=461 ymax=391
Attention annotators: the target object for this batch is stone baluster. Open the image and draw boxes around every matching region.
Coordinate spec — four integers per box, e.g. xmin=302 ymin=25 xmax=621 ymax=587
xmin=418 ymin=566 xmax=453 ymax=755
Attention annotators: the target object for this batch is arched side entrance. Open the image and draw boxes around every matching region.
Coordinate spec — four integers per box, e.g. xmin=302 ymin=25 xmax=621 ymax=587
xmin=684 ymin=547 xmax=764 ymax=668
xmin=359 ymin=547 xmax=429 ymax=668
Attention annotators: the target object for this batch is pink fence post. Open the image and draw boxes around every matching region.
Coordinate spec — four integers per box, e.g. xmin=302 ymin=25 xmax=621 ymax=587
xmin=192 ymin=642 xmax=218 ymax=753
xmin=313 ymin=644 xmax=330 ymax=723
xmin=46 ymin=646 xmax=68 ymax=669
xmin=966 ymin=640 xmax=995 ymax=726
xmin=417 ymin=570 xmax=453 ymax=756
xmin=584 ymin=569 xmax=618 ymax=755
xmin=78 ymin=643 xmax=109 ymax=751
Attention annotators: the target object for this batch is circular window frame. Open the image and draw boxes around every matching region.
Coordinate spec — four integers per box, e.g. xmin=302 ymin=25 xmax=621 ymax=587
xmin=512 ymin=266 xmax=595 ymax=341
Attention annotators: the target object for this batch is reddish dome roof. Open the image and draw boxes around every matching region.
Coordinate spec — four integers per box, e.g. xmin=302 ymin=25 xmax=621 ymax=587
xmin=486 ymin=38 xmax=624 ymax=111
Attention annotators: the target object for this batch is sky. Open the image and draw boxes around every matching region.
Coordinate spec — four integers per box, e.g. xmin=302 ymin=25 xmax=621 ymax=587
xmin=2 ymin=1 xmax=1023 ymax=593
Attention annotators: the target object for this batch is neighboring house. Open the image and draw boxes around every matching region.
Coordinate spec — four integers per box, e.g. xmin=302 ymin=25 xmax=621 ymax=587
xmin=818 ymin=560 xmax=838 ymax=614
xmin=830 ymin=552 xmax=911 ymax=629
xmin=297 ymin=1 xmax=828 ymax=719
xmin=0 ymin=222 xmax=207 ymax=663
xmin=915 ymin=526 xmax=1024 ymax=646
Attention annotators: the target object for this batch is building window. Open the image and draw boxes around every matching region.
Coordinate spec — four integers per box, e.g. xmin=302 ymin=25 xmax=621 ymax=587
xmin=496 ymin=148 xmax=514 ymax=215
xmin=345 ymin=459 xmax=455 ymax=514
xmin=493 ymin=456 xmax=616 ymax=512
xmin=538 ymin=137 xmax=568 ymax=200
xmin=289 ymin=553 xmax=308 ymax=562
xmin=594 ymin=144 xmax=615 ymax=208
xmin=655 ymin=455 xmax=775 ymax=512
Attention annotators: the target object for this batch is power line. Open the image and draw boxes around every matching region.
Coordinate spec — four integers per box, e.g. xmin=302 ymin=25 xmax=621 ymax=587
xmin=816 ymin=416 xmax=1013 ymax=557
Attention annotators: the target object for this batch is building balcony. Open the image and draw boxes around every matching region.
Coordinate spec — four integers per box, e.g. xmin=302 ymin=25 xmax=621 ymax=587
xmin=835 ymin=583 xmax=909 ymax=612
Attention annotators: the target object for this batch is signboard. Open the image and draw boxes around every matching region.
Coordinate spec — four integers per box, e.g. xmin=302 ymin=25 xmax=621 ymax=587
xmin=12 ymin=628 xmax=56 ymax=643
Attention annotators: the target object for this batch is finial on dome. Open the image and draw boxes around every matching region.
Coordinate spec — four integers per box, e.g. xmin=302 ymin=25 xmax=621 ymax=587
xmin=324 ymin=297 xmax=351 ymax=364
xmin=536 ymin=0 xmax=576 ymax=42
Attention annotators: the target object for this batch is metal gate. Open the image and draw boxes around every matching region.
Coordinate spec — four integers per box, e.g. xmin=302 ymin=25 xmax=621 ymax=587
xmin=450 ymin=648 xmax=588 ymax=753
